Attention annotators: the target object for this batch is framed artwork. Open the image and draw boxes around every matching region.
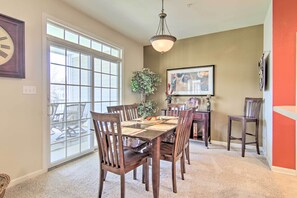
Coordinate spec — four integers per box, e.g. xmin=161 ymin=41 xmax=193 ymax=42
xmin=258 ymin=52 xmax=269 ymax=91
xmin=0 ymin=14 xmax=25 ymax=78
xmin=166 ymin=65 xmax=215 ymax=96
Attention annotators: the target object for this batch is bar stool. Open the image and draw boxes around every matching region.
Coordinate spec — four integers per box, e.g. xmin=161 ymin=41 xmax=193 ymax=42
xmin=227 ymin=97 xmax=263 ymax=157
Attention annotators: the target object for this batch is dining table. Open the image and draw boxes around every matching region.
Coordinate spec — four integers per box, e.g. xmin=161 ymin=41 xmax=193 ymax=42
xmin=120 ymin=116 xmax=178 ymax=198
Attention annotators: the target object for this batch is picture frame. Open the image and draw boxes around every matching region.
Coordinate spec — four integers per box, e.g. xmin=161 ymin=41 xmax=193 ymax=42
xmin=258 ymin=52 xmax=269 ymax=91
xmin=166 ymin=65 xmax=215 ymax=96
xmin=0 ymin=14 xmax=25 ymax=78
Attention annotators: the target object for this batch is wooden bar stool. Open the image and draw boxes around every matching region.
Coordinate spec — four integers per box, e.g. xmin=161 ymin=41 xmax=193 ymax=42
xmin=227 ymin=97 xmax=263 ymax=157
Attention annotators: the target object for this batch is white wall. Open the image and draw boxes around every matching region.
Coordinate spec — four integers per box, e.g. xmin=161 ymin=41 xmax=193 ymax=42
xmin=263 ymin=1 xmax=273 ymax=167
xmin=0 ymin=0 xmax=143 ymax=181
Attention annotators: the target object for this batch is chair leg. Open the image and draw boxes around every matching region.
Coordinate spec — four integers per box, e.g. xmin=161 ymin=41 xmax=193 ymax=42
xmin=98 ymin=168 xmax=105 ymax=198
xmin=186 ymin=143 xmax=190 ymax=165
xmin=255 ymin=120 xmax=260 ymax=155
xmin=242 ymin=120 xmax=247 ymax=157
xmin=182 ymin=150 xmax=186 ymax=174
xmin=120 ymin=174 xmax=125 ymax=198
xmin=227 ymin=118 xmax=232 ymax=151
xmin=172 ymin=161 xmax=177 ymax=193
xmin=133 ymin=168 xmax=137 ymax=180
xmin=180 ymin=155 xmax=185 ymax=180
xmin=145 ymin=160 xmax=149 ymax=191
xmin=142 ymin=165 xmax=145 ymax=184
xmin=103 ymin=170 xmax=107 ymax=181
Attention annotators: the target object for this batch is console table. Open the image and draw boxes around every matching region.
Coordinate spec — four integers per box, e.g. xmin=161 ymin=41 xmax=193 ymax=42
xmin=161 ymin=109 xmax=211 ymax=148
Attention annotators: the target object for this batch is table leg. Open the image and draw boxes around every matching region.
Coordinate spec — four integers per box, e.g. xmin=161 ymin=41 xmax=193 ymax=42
xmin=152 ymin=136 xmax=161 ymax=198
xmin=204 ymin=119 xmax=209 ymax=148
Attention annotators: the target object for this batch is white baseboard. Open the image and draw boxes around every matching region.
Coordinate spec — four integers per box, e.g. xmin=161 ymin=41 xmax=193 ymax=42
xmin=271 ymin=166 xmax=296 ymax=176
xmin=210 ymin=140 xmax=264 ymax=152
xmin=9 ymin=169 xmax=47 ymax=188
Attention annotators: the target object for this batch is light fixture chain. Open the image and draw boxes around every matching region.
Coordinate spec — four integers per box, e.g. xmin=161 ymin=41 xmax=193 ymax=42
xmin=164 ymin=19 xmax=172 ymax=35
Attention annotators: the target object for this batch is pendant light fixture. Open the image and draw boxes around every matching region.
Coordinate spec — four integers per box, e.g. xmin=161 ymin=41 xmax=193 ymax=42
xmin=150 ymin=0 xmax=176 ymax=53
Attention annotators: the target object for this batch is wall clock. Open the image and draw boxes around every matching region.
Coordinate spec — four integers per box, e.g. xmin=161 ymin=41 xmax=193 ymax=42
xmin=0 ymin=13 xmax=25 ymax=78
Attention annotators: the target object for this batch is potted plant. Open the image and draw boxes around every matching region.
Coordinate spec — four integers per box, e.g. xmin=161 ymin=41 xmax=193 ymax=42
xmin=131 ymin=68 xmax=161 ymax=117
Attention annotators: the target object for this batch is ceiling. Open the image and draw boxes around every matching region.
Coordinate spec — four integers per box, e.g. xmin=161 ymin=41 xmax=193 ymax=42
xmin=61 ymin=0 xmax=270 ymax=45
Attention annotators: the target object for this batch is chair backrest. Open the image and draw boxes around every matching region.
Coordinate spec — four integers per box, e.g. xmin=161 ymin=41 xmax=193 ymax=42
xmin=244 ymin=97 xmax=263 ymax=119
xmin=173 ymin=109 xmax=193 ymax=158
xmin=91 ymin=112 xmax=124 ymax=169
xmin=125 ymin=104 xmax=140 ymax=120
xmin=166 ymin=103 xmax=186 ymax=117
xmin=107 ymin=105 xmax=126 ymax=121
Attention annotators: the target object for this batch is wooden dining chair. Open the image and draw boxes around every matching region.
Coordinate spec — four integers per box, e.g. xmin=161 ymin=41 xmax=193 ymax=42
xmin=227 ymin=97 xmax=263 ymax=157
xmin=124 ymin=103 xmax=140 ymax=120
xmin=91 ymin=112 xmax=149 ymax=198
xmin=107 ymin=105 xmax=126 ymax=121
xmin=107 ymin=104 xmax=147 ymax=180
xmin=166 ymin=103 xmax=186 ymax=117
xmin=158 ymin=109 xmax=193 ymax=193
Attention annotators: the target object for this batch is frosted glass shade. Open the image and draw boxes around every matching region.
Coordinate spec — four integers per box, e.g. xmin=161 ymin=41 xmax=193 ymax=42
xmin=150 ymin=35 xmax=176 ymax=53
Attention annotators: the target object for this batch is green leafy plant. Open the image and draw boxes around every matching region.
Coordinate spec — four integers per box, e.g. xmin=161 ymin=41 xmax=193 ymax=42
xmin=137 ymin=101 xmax=158 ymax=118
xmin=130 ymin=68 xmax=161 ymax=117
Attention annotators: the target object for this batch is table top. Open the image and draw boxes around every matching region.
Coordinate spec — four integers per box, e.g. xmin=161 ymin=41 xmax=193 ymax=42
xmin=120 ymin=116 xmax=178 ymax=141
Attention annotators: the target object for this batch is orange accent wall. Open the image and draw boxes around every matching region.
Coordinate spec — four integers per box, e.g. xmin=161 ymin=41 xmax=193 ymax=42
xmin=273 ymin=0 xmax=297 ymax=169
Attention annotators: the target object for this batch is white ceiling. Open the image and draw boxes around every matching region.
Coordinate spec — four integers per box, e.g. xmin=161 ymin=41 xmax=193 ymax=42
xmin=61 ymin=0 xmax=270 ymax=45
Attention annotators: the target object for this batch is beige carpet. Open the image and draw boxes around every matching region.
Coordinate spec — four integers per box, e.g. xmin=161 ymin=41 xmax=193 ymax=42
xmin=5 ymin=141 xmax=297 ymax=198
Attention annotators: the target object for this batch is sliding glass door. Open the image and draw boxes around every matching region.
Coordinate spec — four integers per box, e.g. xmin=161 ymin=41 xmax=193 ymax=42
xmin=47 ymin=20 xmax=122 ymax=167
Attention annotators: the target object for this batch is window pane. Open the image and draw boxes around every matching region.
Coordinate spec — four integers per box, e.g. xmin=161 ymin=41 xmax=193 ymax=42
xmin=111 ymin=48 xmax=120 ymax=57
xmin=102 ymin=74 xmax=110 ymax=87
xmin=51 ymin=84 xmax=65 ymax=103
xmin=51 ymin=142 xmax=66 ymax=163
xmin=67 ymin=86 xmax=79 ymax=103
xmin=66 ymin=67 xmax=80 ymax=85
xmin=79 ymin=36 xmax=91 ymax=48
xmin=94 ymin=102 xmax=101 ymax=112
xmin=65 ymin=30 xmax=78 ymax=44
xmin=81 ymin=70 xmax=91 ymax=86
xmin=102 ymin=88 xmax=110 ymax=101
xmin=81 ymin=119 xmax=91 ymax=135
xmin=94 ymin=58 xmax=101 ymax=72
xmin=92 ymin=41 xmax=102 ymax=52
xmin=81 ymin=87 xmax=91 ymax=102
xmin=50 ymin=46 xmax=65 ymax=65
xmin=110 ymin=102 xmax=118 ymax=106
xmin=94 ymin=73 xmax=101 ymax=87
xmin=110 ymin=76 xmax=118 ymax=88
xmin=67 ymin=138 xmax=80 ymax=157
xmin=51 ymin=64 xmax=65 ymax=84
xmin=102 ymin=45 xmax=111 ymax=55
xmin=81 ymin=135 xmax=92 ymax=152
xmin=110 ymin=63 xmax=118 ymax=75
xmin=67 ymin=50 xmax=80 ymax=67
xmin=102 ymin=60 xmax=110 ymax=73
xmin=94 ymin=88 xmax=101 ymax=101
xmin=102 ymin=102 xmax=110 ymax=113
xmin=47 ymin=23 xmax=64 ymax=39
xmin=110 ymin=89 xmax=118 ymax=101
xmin=83 ymin=103 xmax=91 ymax=119
xmin=81 ymin=54 xmax=91 ymax=70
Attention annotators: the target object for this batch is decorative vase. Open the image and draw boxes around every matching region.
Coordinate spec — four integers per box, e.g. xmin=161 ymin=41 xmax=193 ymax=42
xmin=167 ymin=99 xmax=172 ymax=104
xmin=206 ymin=98 xmax=211 ymax=111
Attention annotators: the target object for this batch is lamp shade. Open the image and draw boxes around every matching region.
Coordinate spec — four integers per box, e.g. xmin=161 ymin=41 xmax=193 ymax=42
xmin=150 ymin=35 xmax=176 ymax=53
